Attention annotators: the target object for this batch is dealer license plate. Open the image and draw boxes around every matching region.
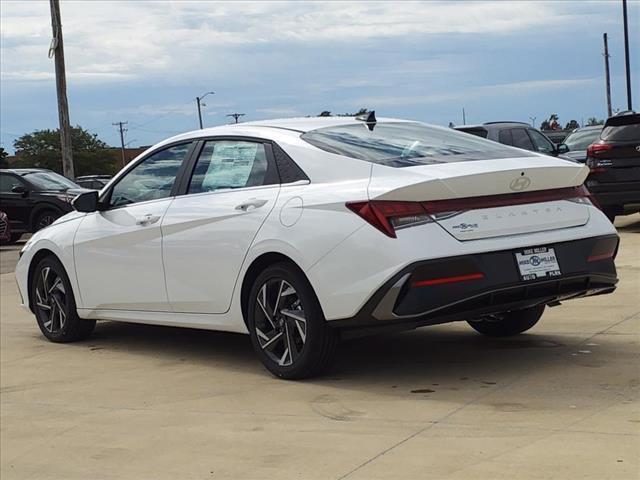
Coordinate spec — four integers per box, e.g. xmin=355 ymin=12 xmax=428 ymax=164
xmin=515 ymin=246 xmax=561 ymax=281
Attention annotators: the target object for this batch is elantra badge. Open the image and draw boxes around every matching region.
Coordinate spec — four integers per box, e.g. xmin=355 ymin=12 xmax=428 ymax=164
xmin=509 ymin=176 xmax=531 ymax=191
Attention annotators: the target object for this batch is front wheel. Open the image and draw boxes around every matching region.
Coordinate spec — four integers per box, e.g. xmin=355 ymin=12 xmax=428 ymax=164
xmin=247 ymin=263 xmax=339 ymax=379
xmin=30 ymin=256 xmax=96 ymax=342
xmin=467 ymin=305 xmax=545 ymax=337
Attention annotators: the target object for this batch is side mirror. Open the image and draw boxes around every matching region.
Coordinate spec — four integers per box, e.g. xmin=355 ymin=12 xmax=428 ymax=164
xmin=72 ymin=190 xmax=99 ymax=213
xmin=11 ymin=185 xmax=28 ymax=195
xmin=556 ymin=143 xmax=570 ymax=155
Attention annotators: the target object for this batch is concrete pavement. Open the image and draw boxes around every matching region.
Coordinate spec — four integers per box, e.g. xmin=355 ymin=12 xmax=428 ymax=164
xmin=1 ymin=216 xmax=638 ymax=479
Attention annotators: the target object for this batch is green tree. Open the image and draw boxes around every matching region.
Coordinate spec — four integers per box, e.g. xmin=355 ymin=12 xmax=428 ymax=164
xmin=565 ymin=120 xmax=580 ymax=130
xmin=540 ymin=120 xmax=551 ymax=130
xmin=0 ymin=147 xmax=8 ymax=169
xmin=12 ymin=126 xmax=117 ymax=177
xmin=318 ymin=111 xmax=332 ymax=117
xmin=586 ymin=117 xmax=604 ymax=126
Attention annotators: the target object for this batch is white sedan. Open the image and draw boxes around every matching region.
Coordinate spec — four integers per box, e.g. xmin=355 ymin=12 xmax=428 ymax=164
xmin=15 ymin=114 xmax=619 ymax=379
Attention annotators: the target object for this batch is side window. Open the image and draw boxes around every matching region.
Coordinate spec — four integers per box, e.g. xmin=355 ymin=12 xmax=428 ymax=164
xmin=511 ymin=128 xmax=535 ymax=151
xmin=527 ymin=129 xmax=555 ymax=154
xmin=188 ymin=140 xmax=276 ymax=194
xmin=498 ymin=129 xmax=513 ymax=146
xmin=0 ymin=174 xmax=24 ymax=193
xmin=109 ymin=143 xmax=191 ymax=207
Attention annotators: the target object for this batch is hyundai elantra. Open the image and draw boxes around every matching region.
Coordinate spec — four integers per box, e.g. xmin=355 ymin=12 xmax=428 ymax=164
xmin=15 ymin=113 xmax=619 ymax=378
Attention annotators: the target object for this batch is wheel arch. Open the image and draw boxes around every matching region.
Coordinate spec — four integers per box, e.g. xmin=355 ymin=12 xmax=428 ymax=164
xmin=239 ymin=252 xmax=320 ymax=328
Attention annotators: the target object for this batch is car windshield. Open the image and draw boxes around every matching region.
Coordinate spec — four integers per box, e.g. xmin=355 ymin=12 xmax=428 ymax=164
xmin=23 ymin=171 xmax=80 ymax=190
xmin=564 ymin=128 xmax=603 ymax=150
xmin=301 ymin=122 xmax=535 ymax=167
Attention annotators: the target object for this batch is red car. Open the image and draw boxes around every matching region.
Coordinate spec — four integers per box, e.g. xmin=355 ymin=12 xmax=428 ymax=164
xmin=0 ymin=211 xmax=12 ymax=244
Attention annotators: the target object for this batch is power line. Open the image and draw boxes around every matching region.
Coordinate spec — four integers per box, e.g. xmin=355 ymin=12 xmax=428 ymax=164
xmin=49 ymin=0 xmax=74 ymax=179
xmin=226 ymin=113 xmax=245 ymax=123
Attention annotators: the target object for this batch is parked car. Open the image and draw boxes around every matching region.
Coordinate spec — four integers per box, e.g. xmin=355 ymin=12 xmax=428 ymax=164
xmin=562 ymin=126 xmax=604 ymax=163
xmin=456 ymin=122 xmax=569 ymax=157
xmin=74 ymin=175 xmax=112 ymax=190
xmin=0 ymin=210 xmax=13 ymax=244
xmin=16 ymin=115 xmax=618 ymax=379
xmin=0 ymin=169 xmax=87 ymax=238
xmin=585 ymin=112 xmax=640 ymax=221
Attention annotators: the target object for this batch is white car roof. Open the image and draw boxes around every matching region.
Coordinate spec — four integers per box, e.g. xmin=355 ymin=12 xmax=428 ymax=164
xmin=156 ymin=116 xmax=413 ymax=147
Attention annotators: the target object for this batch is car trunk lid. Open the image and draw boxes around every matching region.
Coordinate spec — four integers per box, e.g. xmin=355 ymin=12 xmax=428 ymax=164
xmin=368 ymin=156 xmax=591 ymax=240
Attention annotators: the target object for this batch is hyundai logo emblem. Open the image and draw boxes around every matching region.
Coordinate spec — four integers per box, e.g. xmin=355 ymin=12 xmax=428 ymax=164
xmin=636 ymin=145 xmax=640 ymax=153
xmin=509 ymin=176 xmax=531 ymax=191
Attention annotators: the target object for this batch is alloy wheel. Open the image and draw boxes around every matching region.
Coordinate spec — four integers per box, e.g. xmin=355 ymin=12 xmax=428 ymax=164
xmin=34 ymin=266 xmax=67 ymax=334
xmin=37 ymin=215 xmax=56 ymax=230
xmin=253 ymin=279 xmax=307 ymax=367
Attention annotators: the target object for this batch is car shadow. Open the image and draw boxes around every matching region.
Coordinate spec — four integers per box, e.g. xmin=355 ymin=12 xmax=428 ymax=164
xmin=82 ymin=320 xmax=598 ymax=396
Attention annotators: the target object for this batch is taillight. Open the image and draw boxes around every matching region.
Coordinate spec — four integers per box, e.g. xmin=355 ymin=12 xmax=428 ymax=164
xmin=586 ymin=143 xmax=613 ymax=158
xmin=346 ymin=201 xmax=433 ymax=238
xmin=587 ymin=237 xmax=619 ymax=262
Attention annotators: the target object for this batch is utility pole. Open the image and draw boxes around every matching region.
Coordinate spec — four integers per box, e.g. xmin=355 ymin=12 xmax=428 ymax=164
xmin=49 ymin=0 xmax=74 ymax=179
xmin=196 ymin=91 xmax=215 ymax=129
xmin=462 ymin=107 xmax=466 ymax=125
xmin=226 ymin=113 xmax=245 ymax=124
xmin=622 ymin=0 xmax=633 ymax=110
xmin=529 ymin=116 xmax=537 ymax=128
xmin=112 ymin=122 xmax=128 ymax=168
xmin=603 ymin=33 xmax=613 ymax=118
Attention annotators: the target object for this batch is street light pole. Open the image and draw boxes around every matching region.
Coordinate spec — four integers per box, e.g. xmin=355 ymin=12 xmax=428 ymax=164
xmin=603 ymin=33 xmax=613 ymax=118
xmin=196 ymin=91 xmax=215 ymax=129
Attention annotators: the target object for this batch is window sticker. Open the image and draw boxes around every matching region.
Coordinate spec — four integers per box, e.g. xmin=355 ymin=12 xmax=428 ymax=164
xmin=202 ymin=142 xmax=257 ymax=190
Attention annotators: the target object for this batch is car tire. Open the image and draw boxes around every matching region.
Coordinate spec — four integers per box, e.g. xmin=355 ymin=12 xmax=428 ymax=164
xmin=467 ymin=305 xmax=545 ymax=337
xmin=30 ymin=256 xmax=96 ymax=343
xmin=247 ymin=263 xmax=339 ymax=379
xmin=8 ymin=232 xmax=23 ymax=244
xmin=33 ymin=210 xmax=61 ymax=231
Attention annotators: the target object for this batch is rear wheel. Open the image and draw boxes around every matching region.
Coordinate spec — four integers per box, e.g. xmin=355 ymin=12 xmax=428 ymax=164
xmin=467 ymin=305 xmax=545 ymax=337
xmin=247 ymin=263 xmax=339 ymax=379
xmin=30 ymin=256 xmax=96 ymax=342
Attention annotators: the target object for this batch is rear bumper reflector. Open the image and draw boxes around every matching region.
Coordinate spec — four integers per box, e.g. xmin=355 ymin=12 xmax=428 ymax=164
xmin=411 ymin=272 xmax=484 ymax=288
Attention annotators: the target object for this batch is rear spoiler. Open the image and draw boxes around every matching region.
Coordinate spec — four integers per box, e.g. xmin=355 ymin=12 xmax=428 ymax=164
xmin=605 ymin=113 xmax=639 ymax=127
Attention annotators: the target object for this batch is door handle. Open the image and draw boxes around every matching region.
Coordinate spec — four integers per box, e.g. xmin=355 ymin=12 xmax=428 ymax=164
xmin=235 ymin=198 xmax=268 ymax=212
xmin=136 ymin=214 xmax=161 ymax=226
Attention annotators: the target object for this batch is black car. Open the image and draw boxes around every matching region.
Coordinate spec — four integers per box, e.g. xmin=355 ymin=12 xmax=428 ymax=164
xmin=456 ymin=121 xmax=569 ymax=157
xmin=0 ymin=169 xmax=86 ymax=241
xmin=585 ymin=113 xmax=640 ymax=221
xmin=74 ymin=175 xmax=112 ymax=190
xmin=562 ymin=125 xmax=604 ymax=163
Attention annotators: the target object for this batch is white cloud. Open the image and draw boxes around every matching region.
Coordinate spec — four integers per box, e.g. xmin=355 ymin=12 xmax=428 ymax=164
xmin=350 ymin=77 xmax=600 ymax=107
xmin=1 ymin=0 xmax=581 ymax=85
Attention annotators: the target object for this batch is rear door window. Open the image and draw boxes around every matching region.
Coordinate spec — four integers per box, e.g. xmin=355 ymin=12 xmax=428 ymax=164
xmin=188 ymin=140 xmax=278 ymax=194
xmin=498 ymin=129 xmax=514 ymax=146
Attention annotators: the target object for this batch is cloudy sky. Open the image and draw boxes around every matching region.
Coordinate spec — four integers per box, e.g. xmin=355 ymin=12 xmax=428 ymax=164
xmin=1 ymin=0 xmax=638 ymax=152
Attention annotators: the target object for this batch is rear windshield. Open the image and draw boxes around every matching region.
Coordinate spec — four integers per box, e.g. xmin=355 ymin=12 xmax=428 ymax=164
xmin=601 ymin=123 xmax=640 ymax=142
xmin=301 ymin=122 xmax=535 ymax=167
xmin=456 ymin=127 xmax=488 ymax=138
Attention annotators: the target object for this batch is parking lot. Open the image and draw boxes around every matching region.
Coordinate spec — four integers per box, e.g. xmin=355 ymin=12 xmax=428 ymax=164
xmin=0 ymin=216 xmax=638 ymax=479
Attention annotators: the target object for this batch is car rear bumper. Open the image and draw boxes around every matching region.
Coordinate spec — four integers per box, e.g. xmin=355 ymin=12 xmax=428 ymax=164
xmin=334 ymin=234 xmax=618 ymax=335
xmin=588 ymin=181 xmax=640 ymax=209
